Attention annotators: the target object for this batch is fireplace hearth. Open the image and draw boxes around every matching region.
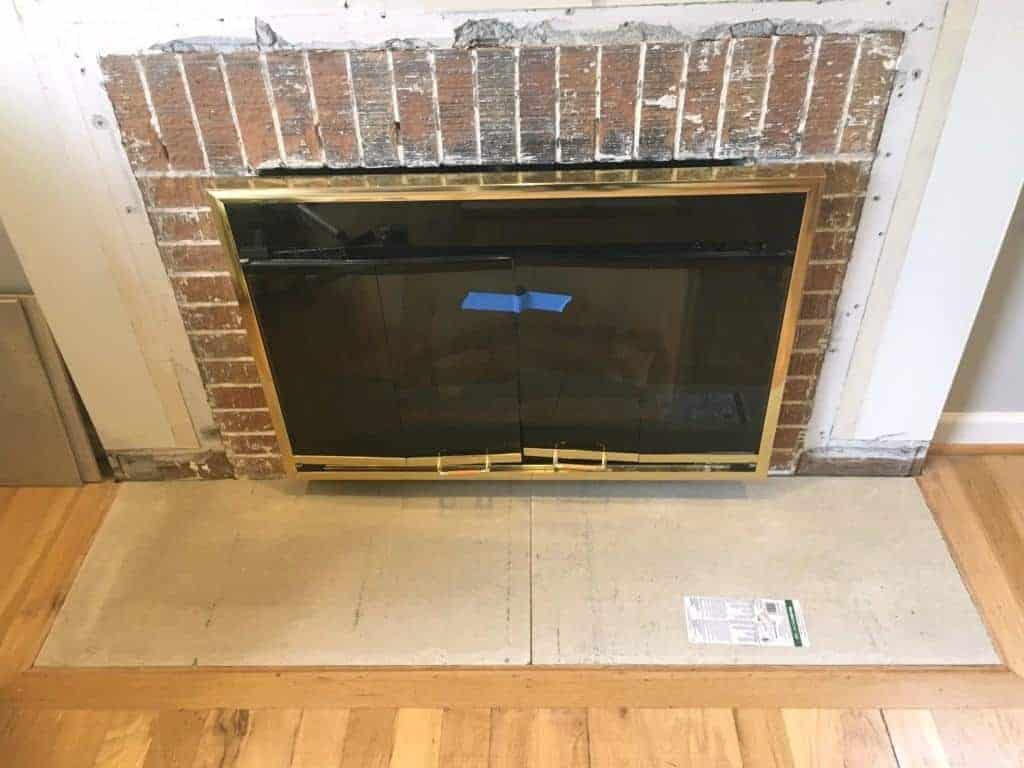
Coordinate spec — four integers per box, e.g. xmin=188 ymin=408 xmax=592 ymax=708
xmin=211 ymin=167 xmax=822 ymax=479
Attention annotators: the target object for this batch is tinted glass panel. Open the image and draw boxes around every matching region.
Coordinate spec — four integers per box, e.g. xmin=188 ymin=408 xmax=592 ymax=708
xmin=227 ymin=191 xmax=804 ymax=461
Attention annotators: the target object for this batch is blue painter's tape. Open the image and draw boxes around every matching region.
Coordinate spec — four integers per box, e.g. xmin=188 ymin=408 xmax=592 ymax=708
xmin=461 ymin=290 xmax=572 ymax=314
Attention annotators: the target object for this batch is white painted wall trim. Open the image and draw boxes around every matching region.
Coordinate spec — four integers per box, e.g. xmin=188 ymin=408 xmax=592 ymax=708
xmin=846 ymin=0 xmax=1024 ymax=443
xmin=935 ymin=413 xmax=1024 ymax=445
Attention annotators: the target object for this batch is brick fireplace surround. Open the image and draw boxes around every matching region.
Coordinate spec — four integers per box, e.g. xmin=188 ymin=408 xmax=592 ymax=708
xmin=99 ymin=28 xmax=902 ymax=479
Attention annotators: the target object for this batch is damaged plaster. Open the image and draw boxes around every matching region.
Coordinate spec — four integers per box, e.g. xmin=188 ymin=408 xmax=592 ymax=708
xmin=150 ymin=14 xmax=877 ymax=54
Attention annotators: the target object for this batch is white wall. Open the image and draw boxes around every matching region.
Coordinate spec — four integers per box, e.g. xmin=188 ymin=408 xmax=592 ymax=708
xmin=0 ymin=221 xmax=31 ymax=295
xmin=936 ymin=191 xmax=1024 ymax=444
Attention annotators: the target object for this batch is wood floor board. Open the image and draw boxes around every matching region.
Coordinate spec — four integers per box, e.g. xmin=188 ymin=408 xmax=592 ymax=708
xmin=5 ymin=665 xmax=1024 ymax=710
xmin=290 ymin=709 xmax=350 ymax=768
xmin=918 ymin=456 xmax=1024 ymax=673
xmin=0 ymin=483 xmax=116 ymax=684
xmin=883 ymin=709 xmax=952 ymax=768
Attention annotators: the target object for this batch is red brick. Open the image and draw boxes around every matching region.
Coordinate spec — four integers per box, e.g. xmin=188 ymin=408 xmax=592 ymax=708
xmin=180 ymin=304 xmax=244 ymax=331
xmin=435 ymin=49 xmax=477 ymax=165
xmin=140 ymin=176 xmax=211 ymax=208
xmin=350 ymin=51 xmax=398 ymax=167
xmin=171 ymin=275 xmax=237 ymax=304
xmin=793 ymin=322 xmax=828 ymax=351
xmin=200 ymin=359 xmax=259 ymax=385
xmin=801 ymin=35 xmax=859 ymax=155
xmin=810 ymin=230 xmax=856 ymax=262
xmin=210 ymin=385 xmax=266 ymax=410
xmin=141 ymin=54 xmax=205 ymax=171
xmin=772 ymin=426 xmax=804 ymax=451
xmin=783 ymin=378 xmax=812 ymax=402
xmin=778 ymin=402 xmax=812 ymax=426
xmin=212 ymin=408 xmax=274 ymax=432
xmin=391 ymin=50 xmax=439 ymax=166
xmin=761 ymin=36 xmax=815 ymax=158
xmin=307 ymin=51 xmax=360 ymax=167
xmin=804 ymin=262 xmax=845 ymax=292
xmin=232 ymin=455 xmax=285 ymax=478
xmin=841 ymin=32 xmax=903 ymax=154
xmin=182 ymin=55 xmax=244 ymax=172
xmin=519 ymin=47 xmax=557 ymax=163
xmin=770 ymin=448 xmax=797 ymax=471
xmin=822 ymin=161 xmax=871 ymax=197
xmin=799 ymin=292 xmax=836 ymax=320
xmin=100 ymin=56 xmax=168 ymax=172
xmin=224 ymin=433 xmax=281 ymax=455
xmin=222 ymin=53 xmax=280 ymax=169
xmin=788 ymin=351 xmax=822 ymax=377
xmin=557 ymin=46 xmax=598 ymax=163
xmin=476 ymin=48 xmax=516 ymax=164
xmin=160 ymin=244 xmax=233 ymax=272
xmin=597 ymin=45 xmax=641 ymax=159
xmin=265 ymin=52 xmax=321 ymax=165
xmin=719 ymin=37 xmax=772 ymax=156
xmin=151 ymin=210 xmax=219 ymax=242
xmin=679 ymin=39 xmax=728 ymax=157
xmin=637 ymin=43 xmax=684 ymax=162
xmin=817 ymin=196 xmax=864 ymax=231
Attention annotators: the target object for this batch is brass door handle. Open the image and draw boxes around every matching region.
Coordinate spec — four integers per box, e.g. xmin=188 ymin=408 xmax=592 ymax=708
xmin=552 ymin=445 xmax=608 ymax=472
xmin=436 ymin=453 xmax=492 ymax=476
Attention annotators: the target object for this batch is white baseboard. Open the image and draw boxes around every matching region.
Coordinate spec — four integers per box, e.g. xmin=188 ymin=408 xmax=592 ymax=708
xmin=934 ymin=412 xmax=1024 ymax=444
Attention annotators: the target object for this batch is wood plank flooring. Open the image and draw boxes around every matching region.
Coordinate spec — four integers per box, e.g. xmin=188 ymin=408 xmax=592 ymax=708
xmin=3 ymin=456 xmax=1024 ymax=764
xmin=3 ymin=705 xmax=1024 ymax=766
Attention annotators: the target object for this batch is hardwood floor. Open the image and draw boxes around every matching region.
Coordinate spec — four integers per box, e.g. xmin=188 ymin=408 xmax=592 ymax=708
xmin=2 ymin=705 xmax=1024 ymax=766
xmin=3 ymin=456 xmax=1024 ymax=765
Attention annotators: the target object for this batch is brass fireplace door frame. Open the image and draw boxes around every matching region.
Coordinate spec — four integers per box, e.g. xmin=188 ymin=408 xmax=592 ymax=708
xmin=208 ymin=167 xmax=824 ymax=480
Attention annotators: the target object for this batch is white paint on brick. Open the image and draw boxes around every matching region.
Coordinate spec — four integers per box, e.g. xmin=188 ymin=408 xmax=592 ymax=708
xmin=835 ymin=34 xmax=864 ymax=154
xmin=631 ymin=42 xmax=646 ymax=160
xmin=386 ymin=50 xmax=404 ymax=166
xmin=259 ymin=52 xmax=288 ymax=167
xmin=672 ymin=42 xmax=689 ymax=160
xmin=217 ymin=53 xmax=250 ymax=171
xmin=427 ymin=50 xmax=444 ymax=164
xmin=712 ymin=38 xmax=734 ymax=159
xmin=471 ymin=48 xmax=482 ymax=164
xmin=302 ymin=51 xmax=327 ymax=166
xmin=343 ymin=52 xmax=366 ymax=167
xmin=553 ymin=45 xmax=561 ymax=164
xmin=795 ymin=35 xmax=822 ymax=157
xmin=593 ymin=45 xmax=603 ymax=159
xmin=176 ymin=54 xmax=210 ymax=174
xmin=133 ymin=57 xmax=166 ymax=166
xmin=513 ymin=46 xmax=522 ymax=163
xmin=755 ymin=36 xmax=777 ymax=155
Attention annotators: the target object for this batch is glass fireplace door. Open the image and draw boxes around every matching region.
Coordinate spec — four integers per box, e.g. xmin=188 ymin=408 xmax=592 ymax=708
xmin=513 ymin=249 xmax=791 ymax=462
xmin=244 ymin=254 xmax=523 ymax=465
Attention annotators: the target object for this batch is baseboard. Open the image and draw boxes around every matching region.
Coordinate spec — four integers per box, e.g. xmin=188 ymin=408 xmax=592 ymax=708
xmin=934 ymin=412 xmax=1024 ymax=446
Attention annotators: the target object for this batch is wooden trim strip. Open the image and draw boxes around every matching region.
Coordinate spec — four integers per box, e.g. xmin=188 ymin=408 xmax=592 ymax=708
xmin=5 ymin=665 xmax=1023 ymax=710
xmin=918 ymin=456 xmax=1024 ymax=674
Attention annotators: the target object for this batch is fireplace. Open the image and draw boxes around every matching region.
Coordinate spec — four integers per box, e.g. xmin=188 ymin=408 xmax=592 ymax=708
xmin=98 ymin=29 xmax=903 ymax=479
xmin=210 ymin=167 xmax=822 ymax=478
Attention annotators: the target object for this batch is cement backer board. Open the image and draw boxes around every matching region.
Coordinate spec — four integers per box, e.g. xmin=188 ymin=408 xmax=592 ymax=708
xmin=530 ymin=478 xmax=998 ymax=665
xmin=37 ymin=477 xmax=998 ymax=667
xmin=37 ymin=480 xmax=532 ymax=666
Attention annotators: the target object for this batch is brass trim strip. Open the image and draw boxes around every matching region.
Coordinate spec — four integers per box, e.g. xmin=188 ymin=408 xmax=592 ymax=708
xmin=637 ymin=453 xmax=761 ymax=464
xmin=209 ymin=169 xmax=824 ymax=481
xmin=295 ymin=452 xmax=523 ymax=469
xmin=524 ymin=447 xmax=639 ymax=463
